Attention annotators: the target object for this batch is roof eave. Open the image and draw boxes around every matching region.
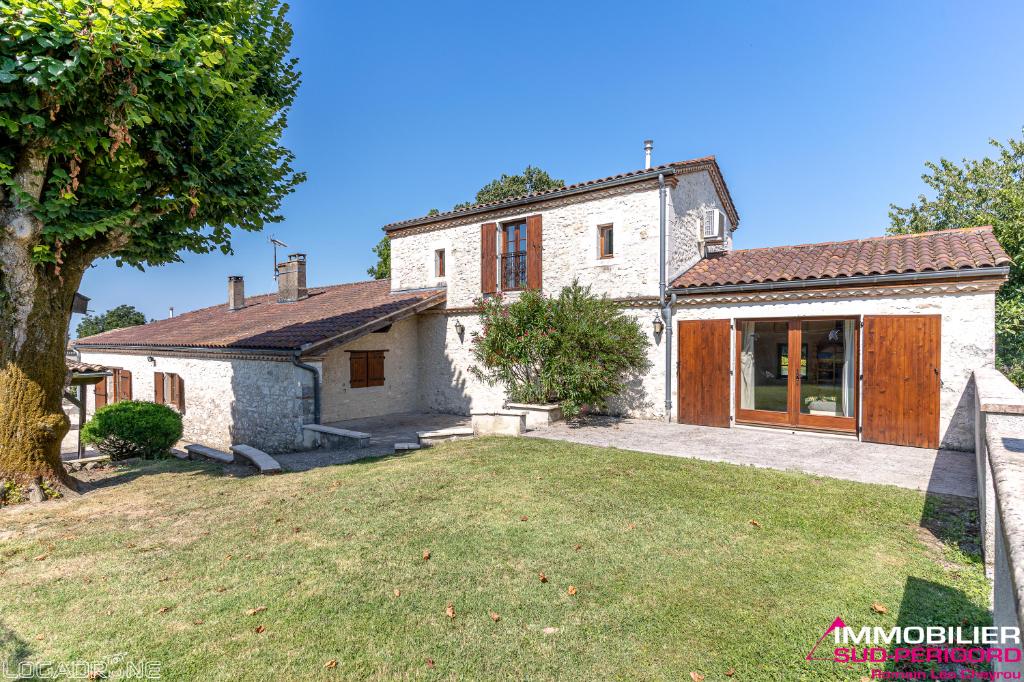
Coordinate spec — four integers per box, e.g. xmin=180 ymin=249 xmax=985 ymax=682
xmin=669 ymin=266 xmax=1011 ymax=295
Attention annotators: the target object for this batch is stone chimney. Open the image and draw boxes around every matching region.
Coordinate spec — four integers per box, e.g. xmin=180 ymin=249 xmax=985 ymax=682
xmin=228 ymin=276 xmax=245 ymax=311
xmin=277 ymin=253 xmax=308 ymax=303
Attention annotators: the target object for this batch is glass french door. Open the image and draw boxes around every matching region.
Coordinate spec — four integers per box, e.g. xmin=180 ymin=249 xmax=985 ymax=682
xmin=734 ymin=317 xmax=858 ymax=432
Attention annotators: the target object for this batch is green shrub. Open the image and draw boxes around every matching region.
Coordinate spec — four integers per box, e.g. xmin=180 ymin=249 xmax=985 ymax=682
xmin=469 ymin=280 xmax=651 ymax=418
xmin=81 ymin=401 xmax=183 ymax=460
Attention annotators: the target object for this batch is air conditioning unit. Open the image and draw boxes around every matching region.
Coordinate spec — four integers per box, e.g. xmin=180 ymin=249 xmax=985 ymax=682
xmin=702 ymin=208 xmax=728 ymax=242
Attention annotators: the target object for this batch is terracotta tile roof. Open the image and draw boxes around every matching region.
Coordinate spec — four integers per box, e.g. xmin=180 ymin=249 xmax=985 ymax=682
xmin=671 ymin=226 xmax=1012 ymax=290
xmin=67 ymin=360 xmax=109 ymax=374
xmin=73 ymin=280 xmax=445 ymax=351
xmin=383 ymin=156 xmax=737 ymax=231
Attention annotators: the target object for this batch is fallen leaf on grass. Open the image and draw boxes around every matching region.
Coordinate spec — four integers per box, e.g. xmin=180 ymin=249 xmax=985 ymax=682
xmin=333 ymin=481 xmax=340 ymax=486
xmin=423 ymin=549 xmax=430 ymax=561
xmin=34 ymin=634 xmax=45 ymax=641
xmin=628 ymin=524 xmax=634 ymax=530
xmin=82 ymin=578 xmax=90 ymax=583
xmin=324 ymin=660 xmax=336 ymax=668
xmin=491 ymin=613 xmax=499 ymax=622
xmin=225 ymin=555 xmax=232 ymax=560
xmin=274 ymin=518 xmax=282 ymax=523
xmin=427 ymin=658 xmax=435 ymax=669
xmin=574 ymin=545 xmax=582 ymax=550
xmin=193 ymin=621 xmax=204 ymax=625
xmin=445 ymin=603 xmax=455 ymax=619
xmin=33 ymin=554 xmax=48 ymax=561
xmin=536 ymin=476 xmax=542 ymax=480
xmin=156 ymin=606 xmax=172 ymax=614
xmin=157 ymin=576 xmax=169 ymax=583
xmin=539 ymin=573 xmax=547 ymax=583
xmin=394 ymin=589 xmax=400 ymax=597
xmin=725 ymin=670 xmax=734 ymax=676
xmin=246 ymin=606 xmax=267 ymax=616
xmin=871 ymin=603 xmax=887 ymax=614
xmin=254 ymin=625 xmax=265 ymax=634
xmin=690 ymin=673 xmax=704 ymax=682
xmin=520 ymin=517 xmax=528 ymax=522
xmin=748 ymin=520 xmax=760 ymax=527
xmin=216 ymin=587 xmax=226 ymax=592
xmin=292 ymin=528 xmax=301 ymax=533
xmin=568 ymin=586 xmax=577 ymax=595
xmin=127 ymin=543 xmax=134 ymax=548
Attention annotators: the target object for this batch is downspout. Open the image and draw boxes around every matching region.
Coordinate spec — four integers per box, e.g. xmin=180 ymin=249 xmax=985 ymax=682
xmin=658 ymin=174 xmax=676 ymax=423
xmin=291 ymin=352 xmax=321 ymax=425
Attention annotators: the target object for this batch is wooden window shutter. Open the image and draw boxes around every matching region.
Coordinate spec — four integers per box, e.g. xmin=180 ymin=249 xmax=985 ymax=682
xmin=109 ymin=369 xmax=120 ymax=404
xmin=481 ymin=223 xmax=497 ymax=294
xmin=368 ymin=351 xmax=385 ymax=387
xmin=176 ymin=375 xmax=185 ymax=412
xmin=120 ymin=370 xmax=132 ymax=401
xmin=350 ymin=351 xmax=368 ymax=388
xmin=154 ymin=372 xmax=164 ymax=404
xmin=526 ymin=214 xmax=543 ymax=290
xmin=94 ymin=376 xmax=107 ymax=409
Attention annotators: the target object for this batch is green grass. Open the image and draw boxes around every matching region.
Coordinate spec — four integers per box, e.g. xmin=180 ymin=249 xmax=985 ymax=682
xmin=0 ymin=438 xmax=988 ymax=681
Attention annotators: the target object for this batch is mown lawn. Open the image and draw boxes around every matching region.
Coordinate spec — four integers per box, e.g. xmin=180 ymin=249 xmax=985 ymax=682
xmin=0 ymin=437 xmax=989 ymax=681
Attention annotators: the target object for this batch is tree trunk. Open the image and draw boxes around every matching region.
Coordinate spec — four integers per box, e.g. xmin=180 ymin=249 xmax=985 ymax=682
xmin=0 ymin=246 xmax=86 ymax=487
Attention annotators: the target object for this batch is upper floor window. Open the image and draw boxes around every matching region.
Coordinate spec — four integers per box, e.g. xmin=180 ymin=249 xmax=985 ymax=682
xmin=502 ymin=221 xmax=528 ymax=290
xmin=599 ymin=224 xmax=614 ymax=259
xmin=435 ymin=249 xmax=445 ymax=277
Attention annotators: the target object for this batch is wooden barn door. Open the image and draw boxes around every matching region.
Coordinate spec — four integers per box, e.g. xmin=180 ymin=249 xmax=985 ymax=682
xmin=862 ymin=315 xmax=941 ymax=448
xmin=677 ymin=320 xmax=731 ymax=427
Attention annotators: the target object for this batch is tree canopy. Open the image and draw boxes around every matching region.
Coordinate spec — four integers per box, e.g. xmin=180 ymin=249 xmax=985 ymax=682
xmin=0 ymin=0 xmax=302 ymax=486
xmin=888 ymin=127 xmax=1024 ymax=385
xmin=75 ymin=303 xmax=149 ymax=338
xmin=454 ymin=166 xmax=563 ymax=210
xmin=366 ymin=236 xmax=390 ymax=280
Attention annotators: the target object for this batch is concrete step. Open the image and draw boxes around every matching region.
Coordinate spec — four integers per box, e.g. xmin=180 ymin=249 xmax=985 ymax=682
xmin=394 ymin=442 xmax=421 ymax=453
xmin=169 ymin=448 xmax=190 ymax=460
xmin=229 ymin=444 xmax=282 ymax=475
xmin=302 ymin=424 xmax=370 ymax=449
xmin=184 ymin=444 xmax=235 ymax=463
xmin=416 ymin=427 xmax=474 ymax=447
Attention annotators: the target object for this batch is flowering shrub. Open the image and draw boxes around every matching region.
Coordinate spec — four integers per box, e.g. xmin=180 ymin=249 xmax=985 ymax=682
xmin=469 ymin=281 xmax=650 ymax=418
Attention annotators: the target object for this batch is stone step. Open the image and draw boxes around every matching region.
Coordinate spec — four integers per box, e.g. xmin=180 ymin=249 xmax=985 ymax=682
xmin=229 ymin=444 xmax=282 ymax=475
xmin=394 ymin=442 xmax=421 ymax=453
xmin=184 ymin=444 xmax=235 ymax=463
xmin=169 ymin=448 xmax=190 ymax=460
xmin=416 ymin=427 xmax=474 ymax=447
xmin=302 ymin=424 xmax=370 ymax=449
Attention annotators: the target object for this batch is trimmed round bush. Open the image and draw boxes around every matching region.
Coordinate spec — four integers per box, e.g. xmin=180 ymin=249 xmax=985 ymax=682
xmin=81 ymin=401 xmax=183 ymax=460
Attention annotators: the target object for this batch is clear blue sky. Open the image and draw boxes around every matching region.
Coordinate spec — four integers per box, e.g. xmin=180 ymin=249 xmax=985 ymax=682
xmin=73 ymin=0 xmax=1024 ymax=329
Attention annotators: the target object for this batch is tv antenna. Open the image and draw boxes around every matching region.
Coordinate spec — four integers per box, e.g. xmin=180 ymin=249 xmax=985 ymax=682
xmin=269 ymin=236 xmax=288 ymax=284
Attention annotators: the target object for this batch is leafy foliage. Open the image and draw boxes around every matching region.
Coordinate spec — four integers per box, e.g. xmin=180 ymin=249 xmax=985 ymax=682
xmin=366 ymin=236 xmax=390 ymax=280
xmin=75 ymin=304 xmax=148 ymax=338
xmin=453 ymin=166 xmax=563 ymax=211
xmin=888 ymin=127 xmax=1024 ymax=387
xmin=81 ymin=400 xmax=182 ymax=459
xmin=0 ymin=0 xmax=304 ymax=268
xmin=469 ymin=281 xmax=650 ymax=418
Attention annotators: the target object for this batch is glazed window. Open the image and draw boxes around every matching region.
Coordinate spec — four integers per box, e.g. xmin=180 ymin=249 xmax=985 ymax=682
xmin=436 ymin=249 xmax=445 ymax=277
xmin=501 ymin=221 xmax=528 ymax=290
xmin=599 ymin=225 xmax=614 ymax=258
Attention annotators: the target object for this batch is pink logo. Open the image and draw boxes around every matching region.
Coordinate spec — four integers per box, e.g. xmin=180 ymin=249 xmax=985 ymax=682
xmin=806 ymin=617 xmax=846 ymax=661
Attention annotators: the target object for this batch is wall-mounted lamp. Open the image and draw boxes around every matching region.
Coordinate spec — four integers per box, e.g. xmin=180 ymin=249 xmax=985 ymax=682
xmin=454 ymin=320 xmax=465 ymax=336
xmin=652 ymin=316 xmax=664 ymax=335
xmin=146 ymin=356 xmax=156 ymax=365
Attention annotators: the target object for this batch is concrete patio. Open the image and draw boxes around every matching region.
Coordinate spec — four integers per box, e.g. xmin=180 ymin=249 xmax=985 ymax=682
xmin=525 ymin=416 xmax=977 ymax=498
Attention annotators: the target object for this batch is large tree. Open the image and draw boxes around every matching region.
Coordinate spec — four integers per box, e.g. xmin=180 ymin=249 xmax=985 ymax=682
xmin=888 ymin=127 xmax=1024 ymax=385
xmin=75 ymin=303 xmax=149 ymax=338
xmin=0 ymin=0 xmax=303 ymax=488
xmin=454 ymin=166 xmax=563 ymax=210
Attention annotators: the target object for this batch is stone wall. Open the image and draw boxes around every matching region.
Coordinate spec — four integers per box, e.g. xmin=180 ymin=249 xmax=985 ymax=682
xmin=75 ymin=350 xmax=314 ymax=453
xmin=320 ymin=315 xmax=421 ymax=423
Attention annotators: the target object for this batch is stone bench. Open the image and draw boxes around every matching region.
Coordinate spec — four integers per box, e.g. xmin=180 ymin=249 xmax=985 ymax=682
xmin=471 ymin=410 xmax=527 ymax=437
xmin=417 ymin=427 xmax=474 ymax=447
xmin=184 ymin=444 xmax=235 ymax=463
xmin=229 ymin=444 xmax=282 ymax=475
xmin=506 ymin=403 xmax=564 ymax=429
xmin=302 ymin=424 xmax=370 ymax=450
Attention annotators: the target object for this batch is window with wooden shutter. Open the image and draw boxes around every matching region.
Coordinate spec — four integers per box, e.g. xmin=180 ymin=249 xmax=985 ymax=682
xmin=481 ymin=223 xmax=497 ymax=294
xmin=94 ymin=375 xmax=107 ymax=409
xmin=154 ymin=372 xmax=164 ymax=404
xmin=350 ymin=351 xmax=368 ymax=388
xmin=526 ymin=214 xmax=543 ymax=290
xmin=175 ymin=375 xmax=185 ymax=412
xmin=108 ymin=368 xmax=121 ymax=404
xmin=119 ymin=370 xmax=132 ymax=401
xmin=368 ymin=351 xmax=385 ymax=387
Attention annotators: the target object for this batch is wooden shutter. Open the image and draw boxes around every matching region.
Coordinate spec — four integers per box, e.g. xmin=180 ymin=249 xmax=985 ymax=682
xmin=368 ymin=351 xmax=385 ymax=387
xmin=350 ymin=351 xmax=368 ymax=388
xmin=176 ymin=375 xmax=185 ymax=412
xmin=526 ymin=214 xmax=543 ymax=290
xmin=109 ymin=369 xmax=120 ymax=404
xmin=862 ymin=315 xmax=941 ymax=448
xmin=120 ymin=370 xmax=132 ymax=401
xmin=677 ymin=319 xmax=731 ymax=427
xmin=94 ymin=376 xmax=107 ymax=409
xmin=481 ymin=223 xmax=497 ymax=294
xmin=154 ymin=372 xmax=164 ymax=404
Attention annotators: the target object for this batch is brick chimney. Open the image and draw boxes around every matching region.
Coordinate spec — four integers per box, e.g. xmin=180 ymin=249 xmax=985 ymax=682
xmin=228 ymin=276 xmax=245 ymax=311
xmin=277 ymin=253 xmax=308 ymax=303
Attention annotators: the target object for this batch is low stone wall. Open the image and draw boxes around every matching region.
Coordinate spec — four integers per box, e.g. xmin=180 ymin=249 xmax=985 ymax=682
xmin=506 ymin=403 xmax=563 ymax=429
xmin=471 ymin=410 xmax=526 ymax=437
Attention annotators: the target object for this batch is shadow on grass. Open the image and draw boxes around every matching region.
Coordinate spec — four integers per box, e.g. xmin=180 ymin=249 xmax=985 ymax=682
xmin=72 ymin=459 xmax=226 ymax=494
xmin=0 ymin=620 xmax=32 ymax=673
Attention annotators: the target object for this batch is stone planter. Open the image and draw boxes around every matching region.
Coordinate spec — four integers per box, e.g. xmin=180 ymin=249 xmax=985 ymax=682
xmin=506 ymin=403 xmax=564 ymax=429
xmin=470 ymin=410 xmax=527 ymax=437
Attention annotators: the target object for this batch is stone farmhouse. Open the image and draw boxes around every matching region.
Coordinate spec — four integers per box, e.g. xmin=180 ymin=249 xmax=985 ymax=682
xmin=73 ymin=152 xmax=1011 ymax=454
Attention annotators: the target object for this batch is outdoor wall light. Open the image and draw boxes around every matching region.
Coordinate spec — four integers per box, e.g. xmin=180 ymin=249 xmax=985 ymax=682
xmin=146 ymin=356 xmax=155 ymax=364
xmin=454 ymin=320 xmax=465 ymax=336
xmin=652 ymin=316 xmax=664 ymax=335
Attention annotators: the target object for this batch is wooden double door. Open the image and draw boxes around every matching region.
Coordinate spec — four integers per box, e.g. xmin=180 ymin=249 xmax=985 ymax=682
xmin=676 ymin=315 xmax=941 ymax=448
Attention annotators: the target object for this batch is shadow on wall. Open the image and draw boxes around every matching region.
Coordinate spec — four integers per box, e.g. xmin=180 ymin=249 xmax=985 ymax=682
xmin=600 ymin=367 xmax=656 ymax=418
xmin=227 ymin=358 xmax=312 ymax=454
xmin=418 ymin=315 xmax=474 ymax=415
xmin=941 ymin=376 xmax=977 ymax=452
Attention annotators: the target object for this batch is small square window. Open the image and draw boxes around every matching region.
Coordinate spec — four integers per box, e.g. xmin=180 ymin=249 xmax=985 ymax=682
xmin=599 ymin=225 xmax=614 ymax=259
xmin=435 ymin=249 xmax=445 ymax=277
